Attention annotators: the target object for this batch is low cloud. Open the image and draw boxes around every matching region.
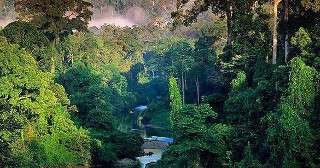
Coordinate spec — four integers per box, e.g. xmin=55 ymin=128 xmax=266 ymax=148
xmin=89 ymin=17 xmax=135 ymax=27
xmin=89 ymin=6 xmax=149 ymax=27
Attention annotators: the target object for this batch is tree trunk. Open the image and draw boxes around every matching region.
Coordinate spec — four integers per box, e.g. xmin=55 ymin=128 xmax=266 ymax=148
xmin=272 ymin=0 xmax=280 ymax=65
xmin=71 ymin=54 xmax=74 ymax=66
xmin=181 ymin=71 xmax=185 ymax=105
xmin=178 ymin=76 xmax=181 ymax=90
xmin=50 ymin=37 xmax=59 ymax=73
xmin=195 ymin=77 xmax=200 ymax=105
xmin=267 ymin=1 xmax=273 ymax=63
xmin=284 ymin=0 xmax=289 ymax=64
xmin=226 ymin=5 xmax=233 ymax=47
xmin=184 ymin=71 xmax=187 ymax=89
xmin=50 ymin=56 xmax=55 ymax=74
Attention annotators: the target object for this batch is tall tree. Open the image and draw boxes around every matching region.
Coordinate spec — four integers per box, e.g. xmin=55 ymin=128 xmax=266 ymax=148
xmin=0 ymin=21 xmax=54 ymax=71
xmin=0 ymin=37 xmax=91 ymax=167
xmin=279 ymin=58 xmax=318 ymax=167
xmin=272 ymin=0 xmax=281 ymax=64
xmin=149 ymin=104 xmax=234 ymax=168
xmin=14 ymin=0 xmax=93 ymax=44
xmin=172 ymin=0 xmax=261 ymax=48
xmin=169 ymin=77 xmax=182 ymax=127
xmin=284 ymin=0 xmax=289 ymax=63
xmin=172 ymin=0 xmax=234 ymax=47
xmin=165 ymin=41 xmax=194 ymax=105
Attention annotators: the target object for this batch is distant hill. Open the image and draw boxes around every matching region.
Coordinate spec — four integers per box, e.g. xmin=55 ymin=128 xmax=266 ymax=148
xmin=90 ymin=0 xmax=177 ymax=27
xmin=0 ymin=0 xmax=177 ymax=27
xmin=0 ymin=0 xmax=216 ymax=35
xmin=0 ymin=0 xmax=16 ymax=27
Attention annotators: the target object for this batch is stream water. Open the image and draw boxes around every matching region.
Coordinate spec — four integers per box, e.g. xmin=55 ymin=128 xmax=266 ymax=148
xmin=136 ymin=149 xmax=163 ymax=168
xmin=117 ymin=105 xmax=170 ymax=138
xmin=117 ymin=105 xmax=173 ymax=168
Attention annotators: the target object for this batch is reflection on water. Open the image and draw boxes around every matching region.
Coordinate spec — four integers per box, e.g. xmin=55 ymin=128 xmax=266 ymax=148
xmin=117 ymin=111 xmax=148 ymax=138
xmin=117 ymin=106 xmax=170 ymax=138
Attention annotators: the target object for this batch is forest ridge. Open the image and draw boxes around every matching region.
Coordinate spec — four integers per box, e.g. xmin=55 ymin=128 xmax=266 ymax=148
xmin=0 ymin=0 xmax=320 ymax=168
xmin=0 ymin=0 xmax=177 ymax=27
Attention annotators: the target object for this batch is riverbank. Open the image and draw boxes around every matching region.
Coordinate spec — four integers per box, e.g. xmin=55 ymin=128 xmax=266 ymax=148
xmin=142 ymin=140 xmax=169 ymax=150
xmin=114 ymin=158 xmax=140 ymax=168
xmin=144 ymin=124 xmax=166 ymax=130
xmin=136 ymin=137 xmax=173 ymax=168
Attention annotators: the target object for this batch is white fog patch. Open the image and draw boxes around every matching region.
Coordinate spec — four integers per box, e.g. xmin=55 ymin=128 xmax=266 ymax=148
xmin=89 ymin=6 xmax=149 ymax=28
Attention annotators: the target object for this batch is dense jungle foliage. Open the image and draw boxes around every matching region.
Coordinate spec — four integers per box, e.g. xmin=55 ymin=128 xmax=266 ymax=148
xmin=0 ymin=0 xmax=320 ymax=168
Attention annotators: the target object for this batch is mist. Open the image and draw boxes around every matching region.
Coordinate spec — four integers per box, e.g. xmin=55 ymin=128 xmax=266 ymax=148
xmin=0 ymin=18 xmax=15 ymax=27
xmin=0 ymin=1 xmax=175 ymax=28
xmin=89 ymin=6 xmax=149 ymax=28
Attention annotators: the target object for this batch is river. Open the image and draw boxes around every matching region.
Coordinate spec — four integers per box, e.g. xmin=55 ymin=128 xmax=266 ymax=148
xmin=117 ymin=105 xmax=170 ymax=138
xmin=117 ymin=105 xmax=173 ymax=168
